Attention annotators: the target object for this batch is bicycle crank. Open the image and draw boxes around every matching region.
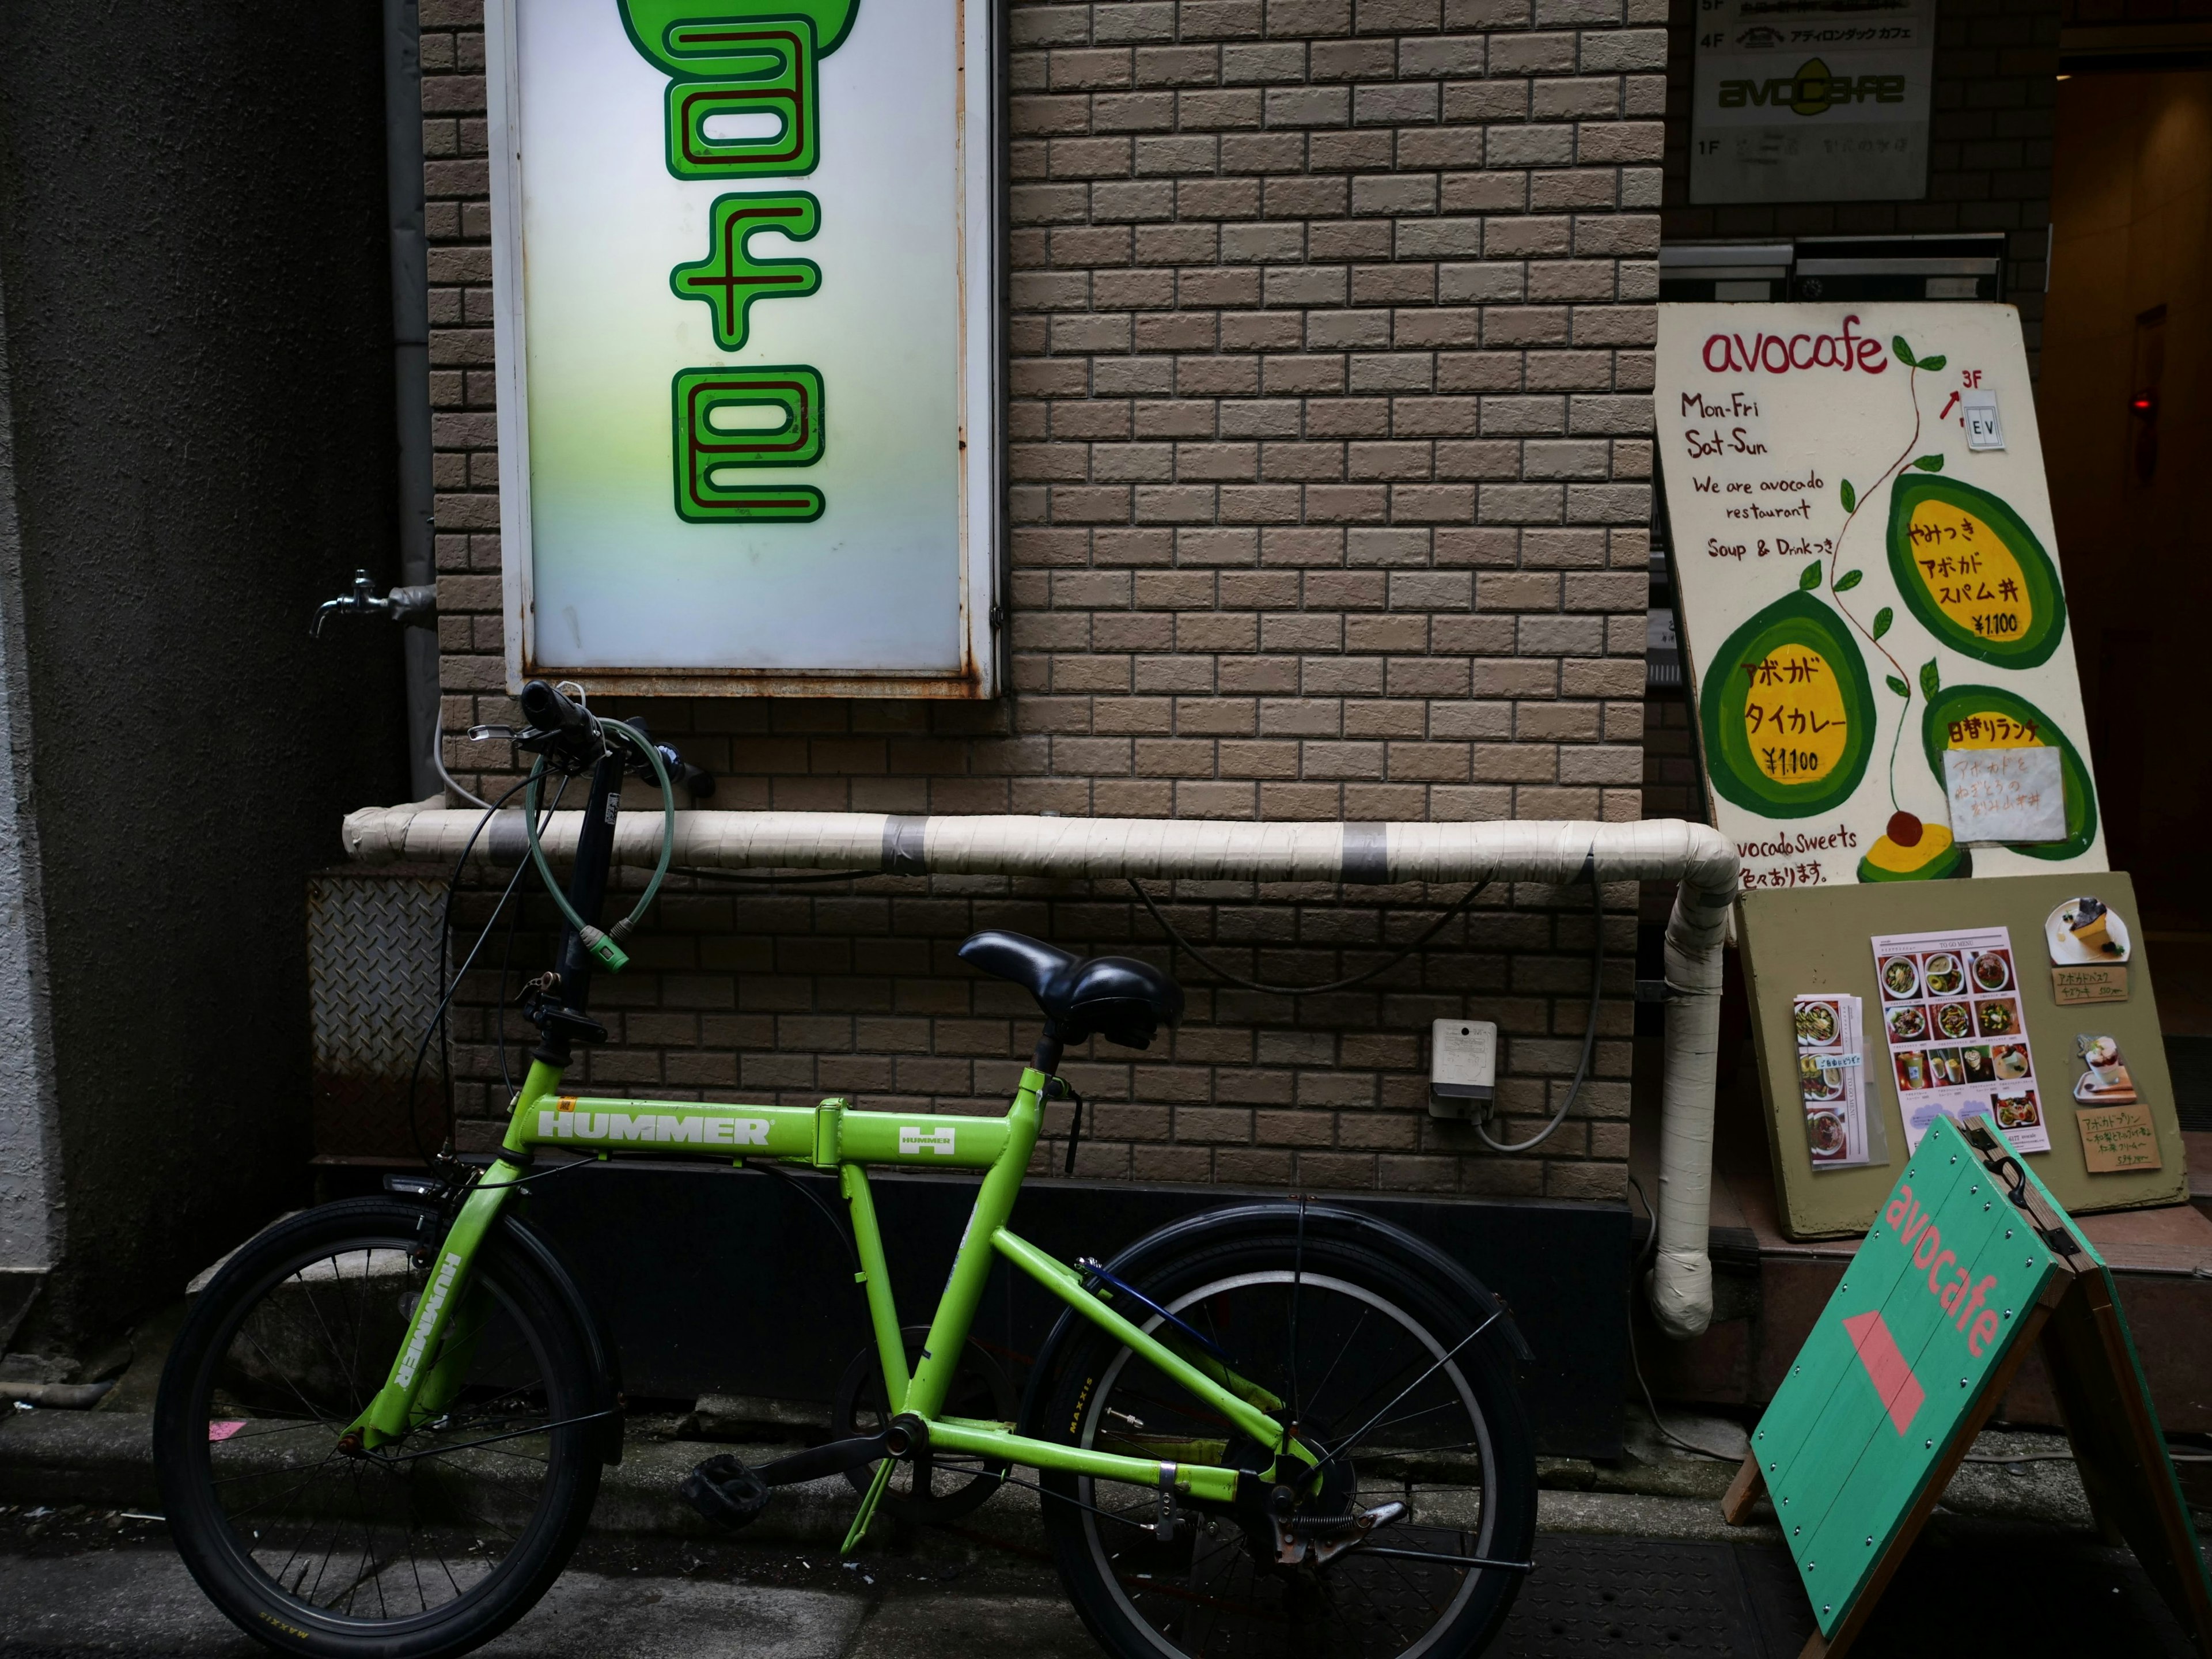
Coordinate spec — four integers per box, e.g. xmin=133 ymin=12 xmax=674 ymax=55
xmin=681 ymin=1419 xmax=918 ymax=1533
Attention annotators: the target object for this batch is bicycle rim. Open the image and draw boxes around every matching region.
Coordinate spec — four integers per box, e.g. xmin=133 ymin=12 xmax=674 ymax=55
xmin=171 ymin=1222 xmax=585 ymax=1639
xmin=1072 ymin=1268 xmax=1501 ymax=1659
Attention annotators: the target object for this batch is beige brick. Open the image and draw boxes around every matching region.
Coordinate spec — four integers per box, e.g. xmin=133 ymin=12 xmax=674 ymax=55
xmin=427 ymin=0 xmax=1666 ymax=1200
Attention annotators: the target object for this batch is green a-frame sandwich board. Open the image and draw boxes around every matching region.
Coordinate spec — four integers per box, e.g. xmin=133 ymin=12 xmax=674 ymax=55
xmin=1722 ymin=1113 xmax=2212 ymax=1657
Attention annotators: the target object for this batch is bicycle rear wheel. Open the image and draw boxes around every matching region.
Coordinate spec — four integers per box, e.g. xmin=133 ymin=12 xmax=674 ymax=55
xmin=1038 ymin=1226 xmax=1536 ymax=1659
xmin=155 ymin=1198 xmax=602 ymax=1659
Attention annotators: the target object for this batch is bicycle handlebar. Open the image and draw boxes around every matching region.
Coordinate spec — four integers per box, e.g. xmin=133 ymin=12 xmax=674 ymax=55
xmin=520 ymin=680 xmax=591 ymax=734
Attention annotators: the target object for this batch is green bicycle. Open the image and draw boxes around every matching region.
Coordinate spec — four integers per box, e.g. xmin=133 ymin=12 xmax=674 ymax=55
xmin=155 ymin=681 xmax=1539 ymax=1659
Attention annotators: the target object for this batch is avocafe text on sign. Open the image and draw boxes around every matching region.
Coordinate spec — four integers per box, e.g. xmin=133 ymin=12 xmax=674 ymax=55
xmin=1689 ymin=0 xmax=1935 ymax=203
xmin=1747 ymin=1115 xmax=2059 ymax=1634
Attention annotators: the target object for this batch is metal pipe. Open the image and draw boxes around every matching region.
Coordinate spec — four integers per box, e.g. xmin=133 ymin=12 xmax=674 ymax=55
xmin=344 ymin=803 xmax=1734 ymax=1336
xmin=382 ymin=0 xmax=441 ymax=799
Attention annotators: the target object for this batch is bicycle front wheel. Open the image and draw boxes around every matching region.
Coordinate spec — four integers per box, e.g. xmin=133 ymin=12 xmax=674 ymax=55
xmin=154 ymin=1198 xmax=603 ymax=1659
xmin=1039 ymin=1225 xmax=1536 ymax=1659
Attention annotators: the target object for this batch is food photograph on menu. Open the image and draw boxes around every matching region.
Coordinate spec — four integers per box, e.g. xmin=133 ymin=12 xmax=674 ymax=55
xmin=1871 ymin=924 xmax=2048 ymax=1153
xmin=1795 ymin=993 xmax=1878 ymax=1169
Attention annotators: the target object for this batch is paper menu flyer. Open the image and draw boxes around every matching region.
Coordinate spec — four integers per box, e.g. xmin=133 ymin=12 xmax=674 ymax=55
xmin=1794 ymin=993 xmax=1884 ymax=1170
xmin=1871 ymin=925 xmax=2048 ymax=1154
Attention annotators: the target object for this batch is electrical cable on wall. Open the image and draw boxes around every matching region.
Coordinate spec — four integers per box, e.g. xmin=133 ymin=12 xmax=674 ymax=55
xmin=1476 ymin=866 xmax=1605 ymax=1154
xmin=1126 ymin=877 xmax=1491 ymax=998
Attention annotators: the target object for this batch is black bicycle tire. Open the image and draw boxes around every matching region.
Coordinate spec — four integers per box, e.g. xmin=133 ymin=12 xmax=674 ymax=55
xmin=154 ymin=1198 xmax=601 ymax=1659
xmin=1036 ymin=1229 xmax=1536 ymax=1659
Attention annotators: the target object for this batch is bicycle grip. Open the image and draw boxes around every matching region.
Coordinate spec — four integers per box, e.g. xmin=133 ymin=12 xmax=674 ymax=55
xmin=520 ymin=679 xmax=590 ymax=733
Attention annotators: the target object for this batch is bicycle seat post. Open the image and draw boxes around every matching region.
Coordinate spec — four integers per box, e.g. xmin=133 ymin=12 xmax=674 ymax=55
xmin=1032 ymin=1023 xmax=1064 ymax=1080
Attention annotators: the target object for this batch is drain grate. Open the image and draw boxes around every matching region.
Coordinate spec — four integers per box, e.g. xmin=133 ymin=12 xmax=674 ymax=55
xmin=1495 ymin=1539 xmax=1785 ymax=1656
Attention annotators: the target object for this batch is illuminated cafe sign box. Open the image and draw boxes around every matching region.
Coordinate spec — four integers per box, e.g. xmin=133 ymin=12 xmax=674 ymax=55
xmin=1690 ymin=0 xmax=1935 ymax=205
xmin=487 ymin=0 xmax=1001 ymax=698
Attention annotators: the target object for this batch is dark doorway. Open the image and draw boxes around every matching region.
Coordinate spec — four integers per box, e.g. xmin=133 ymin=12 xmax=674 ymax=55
xmin=2037 ymin=68 xmax=2212 ymax=944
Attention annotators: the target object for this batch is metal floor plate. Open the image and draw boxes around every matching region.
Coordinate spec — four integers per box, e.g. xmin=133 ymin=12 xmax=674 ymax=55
xmin=1495 ymin=1524 xmax=2203 ymax=1657
xmin=1497 ymin=1539 xmax=1787 ymax=1656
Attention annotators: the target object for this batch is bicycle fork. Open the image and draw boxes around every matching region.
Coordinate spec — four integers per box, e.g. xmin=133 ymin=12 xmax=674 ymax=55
xmin=343 ymin=1063 xmax=566 ymax=1453
xmin=343 ymin=1171 xmax=520 ymax=1453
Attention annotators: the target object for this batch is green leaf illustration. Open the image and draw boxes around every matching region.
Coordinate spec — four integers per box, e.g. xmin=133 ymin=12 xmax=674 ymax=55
xmin=1919 ymin=658 xmax=1941 ymax=699
xmin=1798 ymin=563 xmax=1823 ymax=590
xmin=1911 ymin=454 xmax=1945 ymax=472
xmin=1887 ymin=674 xmax=1910 ymax=698
xmin=1873 ymin=606 xmax=1894 ymax=639
xmin=1893 ymin=336 xmax=1918 ymax=368
xmin=1920 ymin=355 xmax=1946 ymax=372
xmin=1840 ymin=479 xmax=1857 ymax=513
xmin=1835 ymin=569 xmax=1863 ymax=592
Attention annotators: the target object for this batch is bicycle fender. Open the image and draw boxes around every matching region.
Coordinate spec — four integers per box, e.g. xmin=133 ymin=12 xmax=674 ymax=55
xmin=496 ymin=1209 xmax=628 ymax=1466
xmin=1014 ymin=1200 xmax=1533 ymax=1440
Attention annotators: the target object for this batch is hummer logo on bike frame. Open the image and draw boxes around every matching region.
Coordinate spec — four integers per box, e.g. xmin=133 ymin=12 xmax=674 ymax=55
xmin=155 ymin=682 xmax=1541 ymax=1659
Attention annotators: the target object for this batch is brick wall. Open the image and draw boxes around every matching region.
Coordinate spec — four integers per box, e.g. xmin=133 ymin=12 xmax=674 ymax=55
xmin=417 ymin=0 xmax=1670 ymax=1203
xmin=1660 ymin=0 xmax=2062 ymax=351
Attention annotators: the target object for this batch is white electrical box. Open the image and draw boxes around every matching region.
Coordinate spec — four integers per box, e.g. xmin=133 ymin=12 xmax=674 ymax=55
xmin=1429 ymin=1018 xmax=1498 ymax=1119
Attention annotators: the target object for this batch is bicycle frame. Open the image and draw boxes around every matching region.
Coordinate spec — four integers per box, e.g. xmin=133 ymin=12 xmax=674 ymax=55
xmin=349 ymin=1056 xmax=1319 ymax=1551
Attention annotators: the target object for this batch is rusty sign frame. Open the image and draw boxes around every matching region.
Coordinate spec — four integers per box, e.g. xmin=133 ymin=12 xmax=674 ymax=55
xmin=484 ymin=0 xmax=1003 ymax=699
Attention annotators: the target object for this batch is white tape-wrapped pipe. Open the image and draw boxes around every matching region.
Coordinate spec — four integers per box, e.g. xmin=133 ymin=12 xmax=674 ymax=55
xmin=345 ymin=802 xmax=1734 ymax=1336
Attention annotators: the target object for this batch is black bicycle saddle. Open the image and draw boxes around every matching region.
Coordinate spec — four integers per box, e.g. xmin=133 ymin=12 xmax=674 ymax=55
xmin=957 ymin=930 xmax=1184 ymax=1050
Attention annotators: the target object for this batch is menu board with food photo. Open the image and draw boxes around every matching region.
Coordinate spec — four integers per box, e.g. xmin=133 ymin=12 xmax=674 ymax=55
xmin=1872 ymin=923 xmax=2048 ymax=1153
xmin=1796 ymin=993 xmax=1883 ymax=1170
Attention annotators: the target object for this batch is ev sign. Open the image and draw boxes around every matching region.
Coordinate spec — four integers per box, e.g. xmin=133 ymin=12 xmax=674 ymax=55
xmin=487 ymin=0 xmax=1001 ymax=698
xmin=1725 ymin=1113 xmax=2212 ymax=1654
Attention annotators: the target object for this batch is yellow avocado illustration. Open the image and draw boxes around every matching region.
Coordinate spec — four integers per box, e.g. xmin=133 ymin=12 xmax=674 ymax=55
xmin=1858 ymin=812 xmax=1972 ymax=882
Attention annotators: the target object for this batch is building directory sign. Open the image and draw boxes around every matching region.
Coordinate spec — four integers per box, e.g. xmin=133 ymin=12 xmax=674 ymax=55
xmin=487 ymin=0 xmax=1000 ymax=697
xmin=1654 ymin=304 xmax=2106 ymax=895
xmin=1689 ymin=0 xmax=1935 ymax=203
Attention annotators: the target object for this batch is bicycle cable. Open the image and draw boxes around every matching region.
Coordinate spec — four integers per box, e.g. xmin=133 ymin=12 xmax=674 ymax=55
xmin=410 ymin=802 xmax=564 ymax=1164
xmin=406 ymin=772 xmax=540 ymax=1164
xmin=746 ymin=1160 xmax=863 ymax=1276
xmin=521 ymin=704 xmax=677 ymax=971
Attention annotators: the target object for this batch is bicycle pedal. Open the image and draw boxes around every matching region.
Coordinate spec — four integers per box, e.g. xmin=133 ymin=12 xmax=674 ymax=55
xmin=681 ymin=1453 xmax=771 ymax=1531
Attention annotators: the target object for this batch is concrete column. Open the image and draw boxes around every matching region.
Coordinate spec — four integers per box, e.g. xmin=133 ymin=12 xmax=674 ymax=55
xmin=0 ymin=268 xmax=62 ymax=1334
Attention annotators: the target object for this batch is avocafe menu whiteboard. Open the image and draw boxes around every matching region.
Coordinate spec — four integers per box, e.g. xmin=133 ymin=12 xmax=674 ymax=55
xmin=1654 ymin=304 xmax=2106 ymax=895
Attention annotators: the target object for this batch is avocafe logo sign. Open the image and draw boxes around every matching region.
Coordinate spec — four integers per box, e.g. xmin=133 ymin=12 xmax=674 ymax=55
xmin=618 ymin=1 xmax=862 ymax=526
xmin=1717 ymin=59 xmax=1910 ymax=116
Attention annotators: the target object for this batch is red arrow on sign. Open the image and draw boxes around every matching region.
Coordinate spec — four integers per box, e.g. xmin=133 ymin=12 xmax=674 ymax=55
xmin=1843 ymin=1310 xmax=1926 ymax=1435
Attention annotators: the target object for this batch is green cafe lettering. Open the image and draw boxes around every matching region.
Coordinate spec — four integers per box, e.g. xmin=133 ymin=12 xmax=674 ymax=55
xmin=1718 ymin=57 xmax=1908 ymax=118
xmin=618 ymin=1 xmax=861 ymax=525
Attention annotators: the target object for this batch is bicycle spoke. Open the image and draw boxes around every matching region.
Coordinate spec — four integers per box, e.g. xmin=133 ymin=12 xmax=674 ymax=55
xmin=179 ymin=1218 xmax=586 ymax=1641
xmin=1067 ymin=1265 xmax=1508 ymax=1659
xmin=1301 ymin=1304 xmax=1370 ymax=1425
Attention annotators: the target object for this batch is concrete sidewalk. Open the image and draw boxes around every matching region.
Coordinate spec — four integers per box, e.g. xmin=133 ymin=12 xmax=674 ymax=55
xmin=0 ymin=1503 xmax=2204 ymax=1659
xmin=8 ymin=1397 xmax=2197 ymax=1657
xmin=0 ymin=1404 xmax=2111 ymax=1550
